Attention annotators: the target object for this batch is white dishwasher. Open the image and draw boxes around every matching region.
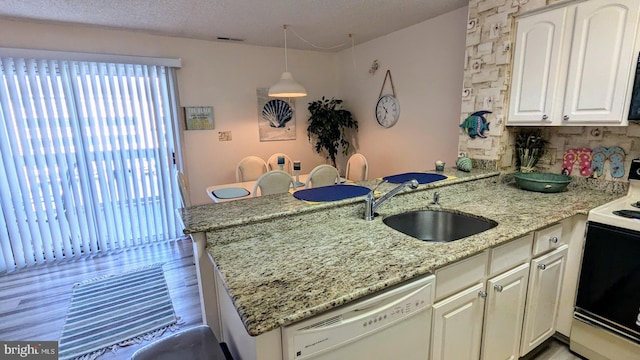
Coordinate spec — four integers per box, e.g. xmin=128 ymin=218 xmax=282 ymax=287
xmin=282 ymin=274 xmax=435 ymax=360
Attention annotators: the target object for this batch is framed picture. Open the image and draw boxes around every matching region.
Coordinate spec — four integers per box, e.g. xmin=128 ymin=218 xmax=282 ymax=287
xmin=185 ymin=106 xmax=214 ymax=130
xmin=256 ymin=88 xmax=296 ymax=141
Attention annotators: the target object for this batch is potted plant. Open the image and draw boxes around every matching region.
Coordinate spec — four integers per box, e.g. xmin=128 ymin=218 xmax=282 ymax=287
xmin=515 ymin=129 xmax=547 ymax=173
xmin=307 ymin=97 xmax=358 ymax=167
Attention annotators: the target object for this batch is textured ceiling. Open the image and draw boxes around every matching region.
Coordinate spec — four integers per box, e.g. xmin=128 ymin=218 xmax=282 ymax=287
xmin=0 ymin=0 xmax=468 ymax=51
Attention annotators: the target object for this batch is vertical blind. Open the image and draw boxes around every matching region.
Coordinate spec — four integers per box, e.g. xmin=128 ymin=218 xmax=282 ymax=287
xmin=0 ymin=58 xmax=182 ymax=272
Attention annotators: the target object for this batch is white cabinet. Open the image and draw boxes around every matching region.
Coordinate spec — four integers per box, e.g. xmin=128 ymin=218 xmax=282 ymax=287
xmin=508 ymin=6 xmax=568 ymax=125
xmin=507 ymin=0 xmax=640 ymax=126
xmin=432 ymin=235 xmax=533 ymax=360
xmin=520 ymin=244 xmax=569 ymax=355
xmin=481 ymin=263 xmax=530 ymax=360
xmin=432 ymin=283 xmax=485 ymax=360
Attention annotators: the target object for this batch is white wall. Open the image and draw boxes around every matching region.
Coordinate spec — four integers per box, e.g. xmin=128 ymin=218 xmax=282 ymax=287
xmin=0 ymin=19 xmax=337 ymax=205
xmin=0 ymin=6 xmax=468 ymax=205
xmin=335 ymin=7 xmax=469 ymax=179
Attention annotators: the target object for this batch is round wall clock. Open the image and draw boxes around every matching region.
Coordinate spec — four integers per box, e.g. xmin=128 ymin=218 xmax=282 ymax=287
xmin=375 ymin=94 xmax=400 ymax=128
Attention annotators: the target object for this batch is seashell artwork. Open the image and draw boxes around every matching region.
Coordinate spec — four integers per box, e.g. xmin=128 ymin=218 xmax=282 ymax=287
xmin=456 ymin=157 xmax=472 ymax=172
xmin=262 ymin=99 xmax=293 ymax=128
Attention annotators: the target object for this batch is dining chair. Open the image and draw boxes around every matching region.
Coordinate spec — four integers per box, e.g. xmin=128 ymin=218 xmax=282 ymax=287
xmin=253 ymin=170 xmax=295 ymax=196
xmin=305 ymin=164 xmax=340 ymax=188
xmin=236 ymin=156 xmax=268 ymax=182
xmin=175 ymin=170 xmax=191 ymax=207
xmin=345 ymin=153 xmax=369 ymax=182
xmin=267 ymin=153 xmax=294 ymax=175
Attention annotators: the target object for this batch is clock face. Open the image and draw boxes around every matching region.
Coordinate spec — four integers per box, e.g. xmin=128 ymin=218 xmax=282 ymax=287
xmin=375 ymin=95 xmax=400 ymax=128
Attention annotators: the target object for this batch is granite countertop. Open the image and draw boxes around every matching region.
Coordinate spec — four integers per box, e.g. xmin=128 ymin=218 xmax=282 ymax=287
xmin=179 ymin=168 xmax=498 ymax=234
xmin=185 ymin=170 xmax=625 ymax=337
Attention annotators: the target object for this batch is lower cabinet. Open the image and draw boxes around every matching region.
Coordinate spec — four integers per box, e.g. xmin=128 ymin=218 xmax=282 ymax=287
xmin=482 ymin=263 xmax=530 ymax=360
xmin=520 ymin=245 xmax=569 ymax=355
xmin=431 ymin=283 xmax=486 ymax=360
xmin=431 ymin=220 xmax=574 ymax=360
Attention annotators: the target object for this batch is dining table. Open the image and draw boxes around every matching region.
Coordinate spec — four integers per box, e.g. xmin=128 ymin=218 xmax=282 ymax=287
xmin=206 ymin=174 xmax=311 ymax=203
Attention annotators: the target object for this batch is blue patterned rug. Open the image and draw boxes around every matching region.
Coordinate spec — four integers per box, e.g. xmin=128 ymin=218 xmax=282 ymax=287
xmin=58 ymin=264 xmax=179 ymax=360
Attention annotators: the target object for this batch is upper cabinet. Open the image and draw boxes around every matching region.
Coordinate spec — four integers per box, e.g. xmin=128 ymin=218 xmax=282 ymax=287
xmin=507 ymin=0 xmax=640 ymax=126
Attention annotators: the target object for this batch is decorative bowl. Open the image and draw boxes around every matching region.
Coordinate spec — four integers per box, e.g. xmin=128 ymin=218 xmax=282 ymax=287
xmin=513 ymin=172 xmax=572 ymax=193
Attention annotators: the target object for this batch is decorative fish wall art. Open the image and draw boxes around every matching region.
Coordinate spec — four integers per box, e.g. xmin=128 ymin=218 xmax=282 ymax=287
xmin=460 ymin=110 xmax=491 ymax=139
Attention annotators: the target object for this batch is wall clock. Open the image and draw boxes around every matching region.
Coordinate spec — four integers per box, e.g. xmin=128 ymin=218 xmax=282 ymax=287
xmin=376 ymin=70 xmax=400 ymax=128
xmin=376 ymin=94 xmax=400 ymax=128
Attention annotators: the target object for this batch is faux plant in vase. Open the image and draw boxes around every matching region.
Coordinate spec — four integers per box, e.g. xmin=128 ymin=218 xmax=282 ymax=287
xmin=515 ymin=129 xmax=547 ymax=173
xmin=307 ymin=97 xmax=358 ymax=167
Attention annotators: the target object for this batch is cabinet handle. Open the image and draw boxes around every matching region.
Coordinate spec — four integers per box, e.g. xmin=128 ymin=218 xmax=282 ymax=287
xmin=563 ymin=115 xmax=570 ymax=121
xmin=478 ymin=290 xmax=488 ymax=298
xmin=494 ymin=284 xmax=504 ymax=292
xmin=538 ymin=264 xmax=547 ymax=270
xmin=542 ymin=114 xmax=548 ymax=120
xmin=549 ymin=236 xmax=558 ymax=244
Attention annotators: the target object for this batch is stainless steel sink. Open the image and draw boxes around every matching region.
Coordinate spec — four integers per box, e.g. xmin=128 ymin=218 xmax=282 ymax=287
xmin=383 ymin=210 xmax=498 ymax=242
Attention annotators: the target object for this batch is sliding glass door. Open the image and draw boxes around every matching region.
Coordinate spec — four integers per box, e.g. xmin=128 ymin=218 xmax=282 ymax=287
xmin=0 ymin=58 xmax=183 ymax=272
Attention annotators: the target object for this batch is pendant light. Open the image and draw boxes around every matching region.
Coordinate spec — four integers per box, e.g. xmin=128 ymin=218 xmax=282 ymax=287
xmin=269 ymin=25 xmax=307 ymax=98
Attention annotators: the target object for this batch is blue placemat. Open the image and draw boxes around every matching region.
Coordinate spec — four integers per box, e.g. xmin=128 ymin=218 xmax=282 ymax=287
xmin=293 ymin=185 xmax=370 ymax=202
xmin=383 ymin=172 xmax=447 ymax=184
xmin=212 ymin=187 xmax=250 ymax=199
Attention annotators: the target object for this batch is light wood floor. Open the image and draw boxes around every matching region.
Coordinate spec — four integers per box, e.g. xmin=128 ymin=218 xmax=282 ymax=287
xmin=0 ymin=238 xmax=583 ymax=360
xmin=0 ymin=238 xmax=201 ymax=360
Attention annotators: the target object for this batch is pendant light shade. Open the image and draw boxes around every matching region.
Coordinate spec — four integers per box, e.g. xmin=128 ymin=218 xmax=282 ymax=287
xmin=269 ymin=25 xmax=307 ymax=98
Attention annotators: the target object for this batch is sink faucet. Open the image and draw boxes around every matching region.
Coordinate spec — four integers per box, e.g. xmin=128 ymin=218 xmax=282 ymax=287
xmin=432 ymin=191 xmax=440 ymax=205
xmin=364 ymin=179 xmax=419 ymax=221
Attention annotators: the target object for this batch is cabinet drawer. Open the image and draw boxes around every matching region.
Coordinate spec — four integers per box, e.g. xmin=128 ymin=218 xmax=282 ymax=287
xmin=435 ymin=251 xmax=488 ymax=301
xmin=533 ymin=223 xmax=564 ymax=256
xmin=489 ymin=233 xmax=533 ymax=276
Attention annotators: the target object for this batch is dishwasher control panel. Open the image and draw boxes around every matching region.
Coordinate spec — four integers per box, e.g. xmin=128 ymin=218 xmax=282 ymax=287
xmin=282 ymin=275 xmax=435 ymax=360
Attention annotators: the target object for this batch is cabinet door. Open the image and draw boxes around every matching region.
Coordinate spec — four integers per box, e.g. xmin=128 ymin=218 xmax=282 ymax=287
xmin=431 ymin=283 xmax=485 ymax=360
xmin=562 ymin=0 xmax=640 ymax=123
xmin=507 ymin=7 xmax=570 ymax=124
xmin=520 ymin=245 xmax=568 ymax=356
xmin=481 ymin=263 xmax=530 ymax=360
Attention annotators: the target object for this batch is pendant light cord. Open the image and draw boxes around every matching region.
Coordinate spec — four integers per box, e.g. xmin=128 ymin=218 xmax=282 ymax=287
xmin=283 ymin=25 xmax=289 ymax=71
xmin=287 ymin=25 xmax=348 ymax=50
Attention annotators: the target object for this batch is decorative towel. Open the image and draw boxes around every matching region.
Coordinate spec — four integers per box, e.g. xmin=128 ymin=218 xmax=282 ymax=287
xmin=293 ymin=185 xmax=370 ymax=202
xmin=212 ymin=187 xmax=250 ymax=199
xmin=383 ymin=172 xmax=447 ymax=184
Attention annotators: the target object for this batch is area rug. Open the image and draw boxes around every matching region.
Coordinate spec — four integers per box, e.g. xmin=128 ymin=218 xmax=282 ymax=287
xmin=58 ymin=264 xmax=179 ymax=360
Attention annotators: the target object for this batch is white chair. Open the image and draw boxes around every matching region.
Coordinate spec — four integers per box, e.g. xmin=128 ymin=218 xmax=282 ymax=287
xmin=305 ymin=164 xmax=340 ymax=188
xmin=267 ymin=153 xmax=294 ymax=175
xmin=345 ymin=153 xmax=369 ymax=182
xmin=236 ymin=156 xmax=268 ymax=182
xmin=253 ymin=170 xmax=294 ymax=196
xmin=176 ymin=170 xmax=191 ymax=208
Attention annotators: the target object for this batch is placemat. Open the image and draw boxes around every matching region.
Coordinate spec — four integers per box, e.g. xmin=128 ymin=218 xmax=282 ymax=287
xmin=212 ymin=187 xmax=250 ymax=199
xmin=383 ymin=172 xmax=447 ymax=184
xmin=293 ymin=185 xmax=370 ymax=202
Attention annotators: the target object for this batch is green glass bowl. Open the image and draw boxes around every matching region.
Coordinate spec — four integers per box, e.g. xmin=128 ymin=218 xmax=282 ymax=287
xmin=513 ymin=172 xmax=572 ymax=193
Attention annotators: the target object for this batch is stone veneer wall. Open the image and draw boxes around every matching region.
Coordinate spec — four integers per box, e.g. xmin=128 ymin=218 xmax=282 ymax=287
xmin=458 ymin=0 xmax=640 ymax=181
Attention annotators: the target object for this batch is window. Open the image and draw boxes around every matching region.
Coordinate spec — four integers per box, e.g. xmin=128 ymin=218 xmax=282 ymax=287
xmin=0 ymin=58 xmax=183 ymax=272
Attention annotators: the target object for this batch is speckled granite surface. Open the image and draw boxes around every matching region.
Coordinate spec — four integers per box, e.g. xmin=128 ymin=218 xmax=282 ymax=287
xmin=179 ymin=168 xmax=499 ymax=234
xmin=183 ymin=169 xmax=625 ymax=337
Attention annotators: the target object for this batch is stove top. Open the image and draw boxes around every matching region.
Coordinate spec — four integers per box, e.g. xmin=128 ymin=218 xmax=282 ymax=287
xmin=588 ymin=159 xmax=640 ymax=231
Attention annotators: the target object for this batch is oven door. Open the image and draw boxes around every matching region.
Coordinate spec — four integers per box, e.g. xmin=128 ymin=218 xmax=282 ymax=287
xmin=575 ymin=222 xmax=640 ymax=343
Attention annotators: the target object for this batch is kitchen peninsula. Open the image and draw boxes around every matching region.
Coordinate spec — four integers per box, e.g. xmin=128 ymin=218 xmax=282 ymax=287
xmin=179 ymin=169 xmax=625 ymax=359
